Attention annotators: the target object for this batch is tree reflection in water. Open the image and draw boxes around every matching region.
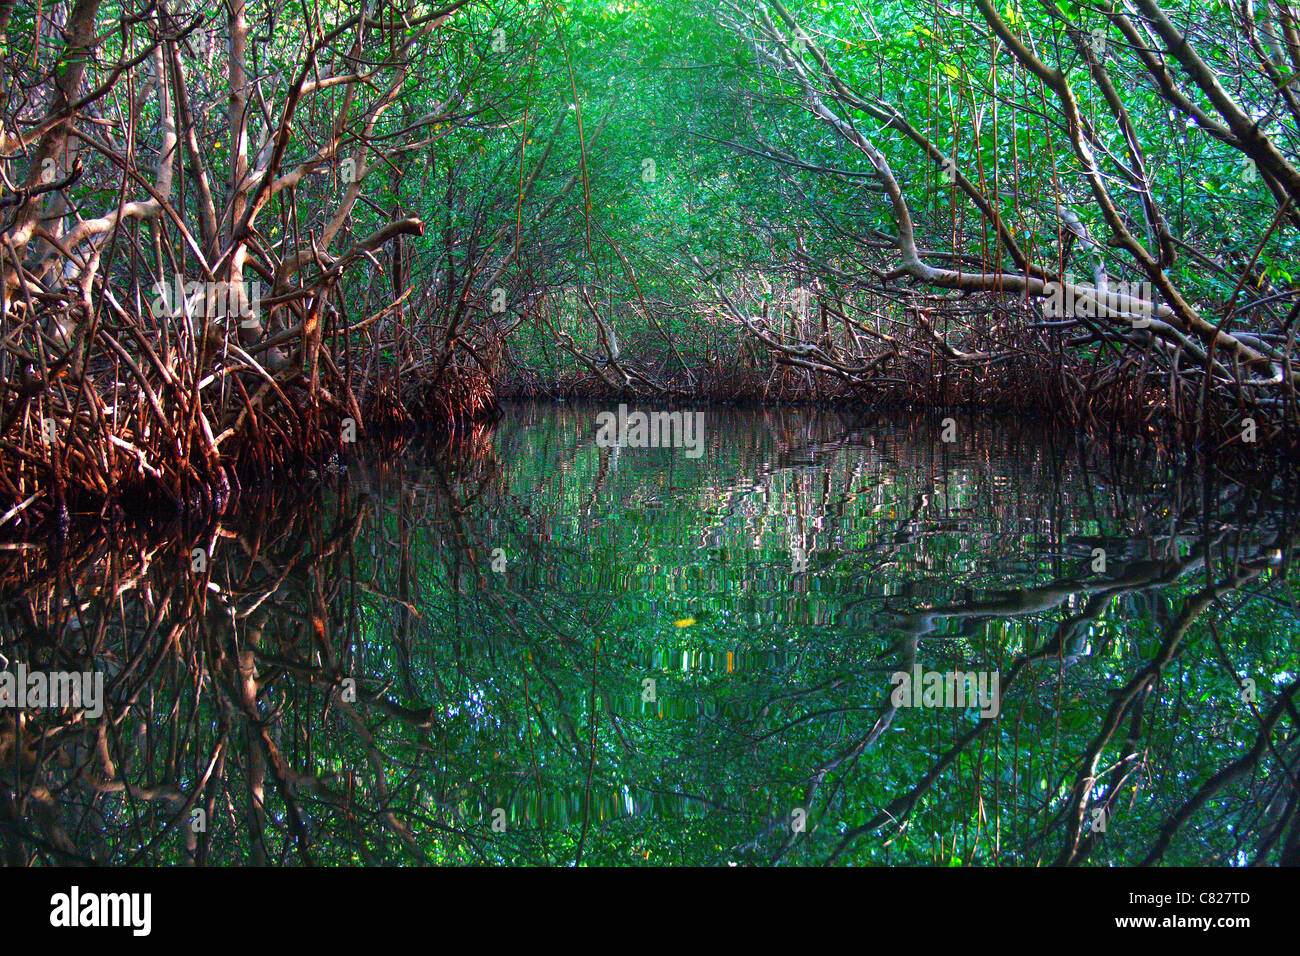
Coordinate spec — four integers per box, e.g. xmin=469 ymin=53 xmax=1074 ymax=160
xmin=2 ymin=407 xmax=1297 ymax=866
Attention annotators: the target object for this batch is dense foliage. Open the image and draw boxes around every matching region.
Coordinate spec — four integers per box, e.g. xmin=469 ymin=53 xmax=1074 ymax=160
xmin=5 ymin=1 xmax=1300 ymax=535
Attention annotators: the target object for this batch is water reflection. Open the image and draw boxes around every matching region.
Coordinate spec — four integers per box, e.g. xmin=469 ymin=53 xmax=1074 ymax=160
xmin=1 ymin=405 xmax=1297 ymax=865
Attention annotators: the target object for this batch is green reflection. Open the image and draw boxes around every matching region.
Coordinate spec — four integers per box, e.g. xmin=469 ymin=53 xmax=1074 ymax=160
xmin=1 ymin=405 xmax=1297 ymax=866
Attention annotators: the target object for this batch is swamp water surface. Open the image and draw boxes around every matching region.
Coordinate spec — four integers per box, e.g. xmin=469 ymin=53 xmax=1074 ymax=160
xmin=2 ymin=404 xmax=1297 ymax=865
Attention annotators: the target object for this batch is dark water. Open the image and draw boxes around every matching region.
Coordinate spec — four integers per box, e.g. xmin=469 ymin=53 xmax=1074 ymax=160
xmin=2 ymin=404 xmax=1297 ymax=865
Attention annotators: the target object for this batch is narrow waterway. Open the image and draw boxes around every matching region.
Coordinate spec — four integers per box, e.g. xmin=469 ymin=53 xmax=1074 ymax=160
xmin=1 ymin=404 xmax=1296 ymax=865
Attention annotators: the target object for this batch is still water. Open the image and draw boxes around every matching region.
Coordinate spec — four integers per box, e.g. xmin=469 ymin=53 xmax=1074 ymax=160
xmin=2 ymin=404 xmax=1297 ymax=865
